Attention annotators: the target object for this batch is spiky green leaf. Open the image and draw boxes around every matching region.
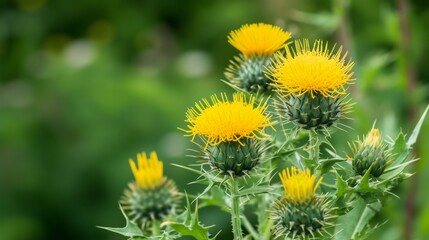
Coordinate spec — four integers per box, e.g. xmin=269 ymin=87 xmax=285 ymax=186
xmin=318 ymin=158 xmax=346 ymax=174
xmin=334 ymin=197 xmax=381 ymax=240
xmin=407 ymin=104 xmax=429 ymax=148
xmin=97 ymin=204 xmax=145 ymax=238
xmin=163 ymin=201 xmax=212 ymax=240
xmin=335 ymin=173 xmax=348 ymax=198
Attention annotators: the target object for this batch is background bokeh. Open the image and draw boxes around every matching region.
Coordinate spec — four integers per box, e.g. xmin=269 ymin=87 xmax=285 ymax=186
xmin=1 ymin=0 xmax=428 ymax=239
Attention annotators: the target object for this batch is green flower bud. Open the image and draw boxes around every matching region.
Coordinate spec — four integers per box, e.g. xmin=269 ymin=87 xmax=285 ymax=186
xmin=276 ymin=92 xmax=346 ymax=130
xmin=351 ymin=128 xmax=390 ymax=177
xmin=120 ymin=152 xmax=180 ymax=225
xmin=272 ymin=197 xmax=331 ymax=239
xmin=121 ymin=178 xmax=179 ymax=224
xmin=225 ymin=55 xmax=272 ymax=94
xmin=206 ymin=138 xmax=263 ymax=176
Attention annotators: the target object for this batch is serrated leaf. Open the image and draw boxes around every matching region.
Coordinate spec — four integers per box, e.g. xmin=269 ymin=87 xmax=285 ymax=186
xmin=335 ymin=173 xmax=348 ymax=198
xmin=334 ymin=197 xmax=381 ymax=240
xmin=167 ymin=223 xmax=209 ymax=240
xmin=358 ymin=165 xmax=373 ymax=191
xmin=97 ymin=204 xmax=145 ymax=238
xmin=317 ymin=158 xmax=346 ymax=174
xmin=386 ymin=151 xmax=409 ymax=170
xmin=379 ymin=159 xmax=418 ymax=184
xmin=407 ymin=104 xmax=429 ymax=148
xmin=193 ymin=182 xmax=215 ymax=203
xmin=163 ymin=201 xmax=212 ymax=240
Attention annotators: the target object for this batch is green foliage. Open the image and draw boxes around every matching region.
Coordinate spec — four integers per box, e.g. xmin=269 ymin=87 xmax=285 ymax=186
xmin=334 ymin=197 xmax=382 ymax=240
xmin=163 ymin=197 xmax=213 ymax=240
xmin=2 ymin=0 xmax=429 ymax=240
xmin=98 ymin=205 xmax=145 ymax=238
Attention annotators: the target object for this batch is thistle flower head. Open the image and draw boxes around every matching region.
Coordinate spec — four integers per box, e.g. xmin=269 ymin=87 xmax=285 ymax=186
xmin=270 ymin=39 xmax=354 ymax=98
xmin=363 ymin=128 xmax=381 ymax=147
xmin=228 ymin=23 xmax=291 ymax=58
xmin=351 ymin=128 xmax=391 ymax=177
xmin=183 ymin=92 xmax=274 ymax=146
xmin=273 ymin=167 xmax=331 ymax=239
xmin=122 ymin=151 xmax=180 ymax=224
xmin=129 ymin=152 xmax=163 ymax=189
xmin=279 ymin=167 xmax=322 ymax=204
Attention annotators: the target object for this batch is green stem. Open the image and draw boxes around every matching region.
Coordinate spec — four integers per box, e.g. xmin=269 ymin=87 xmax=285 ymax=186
xmin=229 ymin=178 xmax=243 ymax=240
xmin=262 ymin=219 xmax=273 ymax=240
xmin=309 ymin=130 xmax=324 ymax=181
xmin=151 ymin=219 xmax=160 ymax=236
xmin=242 ymin=214 xmax=258 ymax=239
xmin=309 ymin=130 xmax=320 ymax=164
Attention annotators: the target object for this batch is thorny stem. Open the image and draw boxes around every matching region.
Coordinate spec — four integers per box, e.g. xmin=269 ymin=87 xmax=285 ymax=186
xmin=229 ymin=178 xmax=243 ymax=240
xmin=151 ymin=219 xmax=160 ymax=236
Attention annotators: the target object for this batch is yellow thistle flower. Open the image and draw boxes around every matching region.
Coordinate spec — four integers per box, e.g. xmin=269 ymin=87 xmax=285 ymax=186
xmin=129 ymin=151 xmax=163 ymax=189
xmin=228 ymin=23 xmax=291 ymax=58
xmin=183 ymin=92 xmax=273 ymax=146
xmin=279 ymin=167 xmax=322 ymax=204
xmin=363 ymin=128 xmax=381 ymax=147
xmin=270 ymin=39 xmax=354 ymax=98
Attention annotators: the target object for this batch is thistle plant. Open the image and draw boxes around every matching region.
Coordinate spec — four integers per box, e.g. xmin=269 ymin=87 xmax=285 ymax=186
xmin=100 ymin=22 xmax=429 ymax=240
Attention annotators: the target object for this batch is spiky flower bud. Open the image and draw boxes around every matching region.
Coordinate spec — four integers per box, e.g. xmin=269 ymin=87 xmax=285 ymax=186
xmin=276 ymin=92 xmax=344 ymax=129
xmin=225 ymin=56 xmax=272 ymax=94
xmin=225 ymin=23 xmax=291 ymax=94
xmin=272 ymin=167 xmax=332 ymax=239
xmin=351 ymin=128 xmax=390 ymax=177
xmin=121 ymin=152 xmax=180 ymax=225
xmin=207 ymin=138 xmax=263 ymax=176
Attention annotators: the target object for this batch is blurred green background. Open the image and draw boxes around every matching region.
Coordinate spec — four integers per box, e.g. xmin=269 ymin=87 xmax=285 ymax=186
xmin=0 ymin=0 xmax=428 ymax=239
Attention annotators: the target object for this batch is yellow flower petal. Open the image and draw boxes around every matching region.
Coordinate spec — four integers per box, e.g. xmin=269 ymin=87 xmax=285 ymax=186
xmin=228 ymin=23 xmax=291 ymax=58
xmin=129 ymin=151 xmax=163 ymax=189
xmin=183 ymin=92 xmax=274 ymax=146
xmin=279 ymin=167 xmax=322 ymax=204
xmin=363 ymin=128 xmax=381 ymax=147
xmin=270 ymin=39 xmax=354 ymax=98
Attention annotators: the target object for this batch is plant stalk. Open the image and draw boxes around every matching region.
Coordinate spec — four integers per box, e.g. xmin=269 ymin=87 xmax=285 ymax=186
xmin=151 ymin=219 xmax=160 ymax=236
xmin=309 ymin=130 xmax=320 ymax=163
xmin=229 ymin=178 xmax=243 ymax=240
xmin=242 ymin=214 xmax=258 ymax=239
